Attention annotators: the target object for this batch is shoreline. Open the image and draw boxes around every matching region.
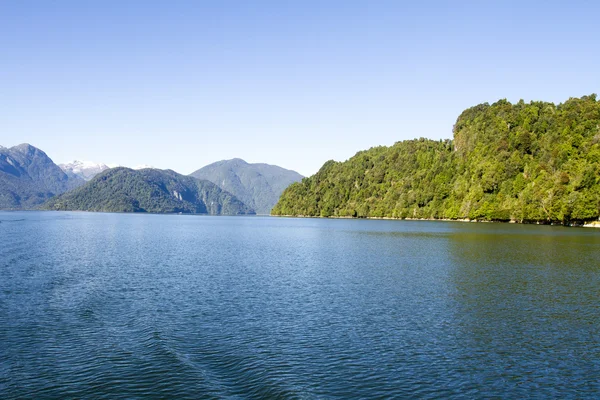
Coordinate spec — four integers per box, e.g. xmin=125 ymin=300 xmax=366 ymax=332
xmin=271 ymin=214 xmax=600 ymax=228
xmin=0 ymin=209 xmax=258 ymax=217
xmin=3 ymin=209 xmax=599 ymax=228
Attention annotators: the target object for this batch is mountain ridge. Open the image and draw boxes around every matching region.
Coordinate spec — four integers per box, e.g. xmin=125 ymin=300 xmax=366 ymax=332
xmin=44 ymin=167 xmax=254 ymax=215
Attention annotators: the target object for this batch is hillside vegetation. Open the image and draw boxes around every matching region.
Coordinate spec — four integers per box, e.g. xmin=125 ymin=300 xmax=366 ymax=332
xmin=44 ymin=167 xmax=254 ymax=215
xmin=272 ymin=95 xmax=600 ymax=224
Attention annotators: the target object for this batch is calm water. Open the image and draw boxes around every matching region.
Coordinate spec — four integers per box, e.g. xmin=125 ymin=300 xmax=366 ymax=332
xmin=1 ymin=212 xmax=599 ymax=399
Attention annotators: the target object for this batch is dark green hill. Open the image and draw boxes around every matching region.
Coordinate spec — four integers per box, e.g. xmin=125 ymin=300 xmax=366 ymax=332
xmin=190 ymin=158 xmax=303 ymax=214
xmin=272 ymin=95 xmax=600 ymax=225
xmin=0 ymin=143 xmax=84 ymax=209
xmin=43 ymin=167 xmax=254 ymax=215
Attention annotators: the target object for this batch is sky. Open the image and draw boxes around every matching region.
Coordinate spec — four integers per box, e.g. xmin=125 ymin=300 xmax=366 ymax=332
xmin=1 ymin=1 xmax=599 ymax=177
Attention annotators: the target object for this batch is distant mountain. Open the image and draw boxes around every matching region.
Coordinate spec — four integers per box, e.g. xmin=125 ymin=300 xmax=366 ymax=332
xmin=44 ymin=167 xmax=254 ymax=215
xmin=59 ymin=160 xmax=110 ymax=181
xmin=59 ymin=161 xmax=159 ymax=181
xmin=190 ymin=158 xmax=303 ymax=214
xmin=0 ymin=144 xmax=84 ymax=209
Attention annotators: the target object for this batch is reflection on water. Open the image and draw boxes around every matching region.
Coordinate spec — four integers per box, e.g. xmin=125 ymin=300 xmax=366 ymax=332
xmin=447 ymin=224 xmax=600 ymax=396
xmin=1 ymin=213 xmax=599 ymax=398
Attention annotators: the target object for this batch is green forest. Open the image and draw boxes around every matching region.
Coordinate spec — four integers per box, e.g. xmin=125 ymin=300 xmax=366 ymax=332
xmin=43 ymin=167 xmax=253 ymax=215
xmin=272 ymin=95 xmax=600 ymax=225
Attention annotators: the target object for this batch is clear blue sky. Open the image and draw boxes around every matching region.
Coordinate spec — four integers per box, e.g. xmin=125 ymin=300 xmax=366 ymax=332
xmin=1 ymin=1 xmax=598 ymax=176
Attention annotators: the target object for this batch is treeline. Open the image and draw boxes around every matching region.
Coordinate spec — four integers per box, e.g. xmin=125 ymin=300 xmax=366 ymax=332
xmin=272 ymin=95 xmax=600 ymax=224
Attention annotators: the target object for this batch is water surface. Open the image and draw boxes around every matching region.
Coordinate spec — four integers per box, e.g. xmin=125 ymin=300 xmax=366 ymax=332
xmin=1 ymin=212 xmax=599 ymax=398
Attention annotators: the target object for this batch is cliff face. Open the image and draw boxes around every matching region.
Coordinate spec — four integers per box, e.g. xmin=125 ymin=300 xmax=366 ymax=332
xmin=273 ymin=95 xmax=600 ymax=224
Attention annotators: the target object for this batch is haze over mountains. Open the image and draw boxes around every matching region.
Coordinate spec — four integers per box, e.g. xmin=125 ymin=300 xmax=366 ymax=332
xmin=190 ymin=159 xmax=303 ymax=214
xmin=0 ymin=143 xmax=303 ymax=214
xmin=57 ymin=158 xmax=303 ymax=214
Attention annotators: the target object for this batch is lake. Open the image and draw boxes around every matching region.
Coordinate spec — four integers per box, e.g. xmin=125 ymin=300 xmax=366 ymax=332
xmin=1 ymin=212 xmax=599 ymax=398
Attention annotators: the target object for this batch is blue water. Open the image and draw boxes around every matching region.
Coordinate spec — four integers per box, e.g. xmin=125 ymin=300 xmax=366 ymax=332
xmin=1 ymin=212 xmax=599 ymax=398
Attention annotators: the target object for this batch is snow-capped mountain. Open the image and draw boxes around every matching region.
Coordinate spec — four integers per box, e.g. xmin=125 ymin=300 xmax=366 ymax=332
xmin=59 ymin=160 xmax=110 ymax=181
xmin=132 ymin=164 xmax=155 ymax=170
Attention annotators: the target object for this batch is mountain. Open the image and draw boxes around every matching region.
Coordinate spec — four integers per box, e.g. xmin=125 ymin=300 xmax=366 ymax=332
xmin=59 ymin=161 xmax=158 ymax=181
xmin=190 ymin=158 xmax=303 ymax=214
xmin=0 ymin=144 xmax=85 ymax=209
xmin=59 ymin=160 xmax=110 ymax=181
xmin=273 ymin=95 xmax=600 ymax=225
xmin=43 ymin=167 xmax=254 ymax=215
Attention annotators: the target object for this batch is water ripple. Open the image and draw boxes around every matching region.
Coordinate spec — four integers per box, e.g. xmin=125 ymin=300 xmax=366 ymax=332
xmin=1 ymin=212 xmax=600 ymax=398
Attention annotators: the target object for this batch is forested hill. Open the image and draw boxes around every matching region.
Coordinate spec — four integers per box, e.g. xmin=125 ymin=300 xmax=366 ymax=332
xmin=44 ymin=167 xmax=254 ymax=215
xmin=190 ymin=158 xmax=303 ymax=215
xmin=272 ymin=95 xmax=600 ymax=224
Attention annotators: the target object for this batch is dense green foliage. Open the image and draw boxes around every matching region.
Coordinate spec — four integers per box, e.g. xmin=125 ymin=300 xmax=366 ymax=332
xmin=190 ymin=158 xmax=303 ymax=214
xmin=273 ymin=95 xmax=600 ymax=224
xmin=44 ymin=167 xmax=254 ymax=215
xmin=0 ymin=144 xmax=84 ymax=210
